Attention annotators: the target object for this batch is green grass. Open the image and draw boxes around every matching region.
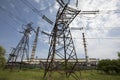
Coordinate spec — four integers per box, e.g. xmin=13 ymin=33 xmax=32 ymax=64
xmin=0 ymin=68 xmax=43 ymax=80
xmin=80 ymin=70 xmax=120 ymax=80
xmin=0 ymin=69 xmax=120 ymax=80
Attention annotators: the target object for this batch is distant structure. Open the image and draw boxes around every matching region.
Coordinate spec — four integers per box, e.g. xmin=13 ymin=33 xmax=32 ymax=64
xmin=6 ymin=23 xmax=36 ymax=69
xmin=23 ymin=58 xmax=99 ymax=69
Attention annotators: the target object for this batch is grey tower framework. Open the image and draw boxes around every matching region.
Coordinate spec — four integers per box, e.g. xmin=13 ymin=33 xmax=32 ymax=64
xmin=82 ymin=33 xmax=89 ymax=67
xmin=30 ymin=27 xmax=40 ymax=62
xmin=43 ymin=4 xmax=81 ymax=80
xmin=6 ymin=23 xmax=35 ymax=69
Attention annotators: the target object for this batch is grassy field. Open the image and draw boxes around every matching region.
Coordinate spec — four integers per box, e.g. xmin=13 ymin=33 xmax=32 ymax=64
xmin=0 ymin=69 xmax=120 ymax=80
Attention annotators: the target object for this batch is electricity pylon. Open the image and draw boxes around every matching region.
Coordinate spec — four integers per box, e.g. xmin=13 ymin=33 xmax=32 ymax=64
xmin=30 ymin=27 xmax=40 ymax=63
xmin=43 ymin=4 xmax=81 ymax=80
xmin=82 ymin=33 xmax=90 ymax=67
xmin=6 ymin=23 xmax=35 ymax=69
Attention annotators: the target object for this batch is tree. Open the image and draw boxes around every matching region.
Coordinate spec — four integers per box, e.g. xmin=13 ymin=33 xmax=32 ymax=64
xmin=97 ymin=59 xmax=111 ymax=74
xmin=97 ymin=52 xmax=120 ymax=74
xmin=0 ymin=46 xmax=6 ymax=68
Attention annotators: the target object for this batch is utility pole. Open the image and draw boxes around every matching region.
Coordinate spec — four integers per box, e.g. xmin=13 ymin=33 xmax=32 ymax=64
xmin=30 ymin=27 xmax=40 ymax=63
xmin=6 ymin=23 xmax=35 ymax=69
xmin=82 ymin=33 xmax=89 ymax=67
xmin=43 ymin=1 xmax=81 ymax=79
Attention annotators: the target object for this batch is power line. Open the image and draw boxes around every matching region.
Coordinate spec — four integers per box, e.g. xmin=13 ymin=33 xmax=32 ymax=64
xmin=78 ymin=9 xmax=120 ymax=20
xmin=38 ymin=1 xmax=55 ymax=12
xmin=10 ymin=0 xmax=28 ymax=23
xmin=0 ymin=7 xmax=20 ymax=25
xmin=100 ymin=10 xmax=120 ymax=14
xmin=70 ymin=27 xmax=120 ymax=30
xmin=86 ymin=28 xmax=120 ymax=30
xmin=80 ymin=10 xmax=120 ymax=15
xmin=73 ymin=37 xmax=120 ymax=40
xmin=0 ymin=6 xmax=26 ymax=24
xmin=21 ymin=0 xmax=53 ymax=25
xmin=0 ymin=5 xmax=27 ymax=32
xmin=0 ymin=15 xmax=19 ymax=32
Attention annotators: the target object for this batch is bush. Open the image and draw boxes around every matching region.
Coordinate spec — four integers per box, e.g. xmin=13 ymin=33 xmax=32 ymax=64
xmin=97 ymin=59 xmax=120 ymax=74
xmin=0 ymin=46 xmax=6 ymax=68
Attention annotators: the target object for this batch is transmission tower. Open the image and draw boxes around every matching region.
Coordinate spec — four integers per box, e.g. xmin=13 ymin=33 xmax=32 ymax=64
xmin=6 ymin=23 xmax=35 ymax=69
xmin=82 ymin=33 xmax=90 ymax=68
xmin=43 ymin=2 xmax=80 ymax=80
xmin=30 ymin=27 xmax=40 ymax=63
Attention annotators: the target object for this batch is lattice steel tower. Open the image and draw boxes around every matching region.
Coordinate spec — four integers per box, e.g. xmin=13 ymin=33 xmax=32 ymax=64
xmin=6 ymin=23 xmax=35 ymax=69
xmin=43 ymin=1 xmax=81 ymax=80
xmin=30 ymin=27 xmax=40 ymax=62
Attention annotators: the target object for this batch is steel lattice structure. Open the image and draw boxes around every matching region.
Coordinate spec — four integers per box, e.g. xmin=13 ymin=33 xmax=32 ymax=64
xmin=43 ymin=4 xmax=81 ymax=80
xmin=6 ymin=23 xmax=35 ymax=69
xmin=82 ymin=33 xmax=90 ymax=67
xmin=30 ymin=27 xmax=40 ymax=62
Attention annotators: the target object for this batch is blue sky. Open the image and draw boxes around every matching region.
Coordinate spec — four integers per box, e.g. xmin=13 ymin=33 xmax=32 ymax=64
xmin=0 ymin=0 xmax=120 ymax=59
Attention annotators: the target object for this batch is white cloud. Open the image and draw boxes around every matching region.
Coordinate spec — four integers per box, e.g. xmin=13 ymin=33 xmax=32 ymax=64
xmin=34 ymin=0 xmax=40 ymax=3
xmin=34 ymin=0 xmax=120 ymax=59
xmin=88 ymin=39 xmax=120 ymax=59
xmin=69 ymin=0 xmax=120 ymax=59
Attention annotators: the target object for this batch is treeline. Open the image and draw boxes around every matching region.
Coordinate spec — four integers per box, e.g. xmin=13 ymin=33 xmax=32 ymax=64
xmin=0 ymin=46 xmax=6 ymax=68
xmin=97 ymin=52 xmax=120 ymax=74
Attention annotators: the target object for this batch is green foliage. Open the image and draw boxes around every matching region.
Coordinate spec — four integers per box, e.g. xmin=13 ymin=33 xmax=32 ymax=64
xmin=0 ymin=46 xmax=6 ymax=68
xmin=0 ymin=46 xmax=6 ymax=56
xmin=97 ymin=52 xmax=120 ymax=74
xmin=97 ymin=59 xmax=120 ymax=74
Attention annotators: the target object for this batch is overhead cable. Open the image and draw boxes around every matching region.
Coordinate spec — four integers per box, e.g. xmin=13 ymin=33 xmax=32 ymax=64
xmin=0 ymin=6 xmax=26 ymax=23
xmin=21 ymin=0 xmax=53 ymax=25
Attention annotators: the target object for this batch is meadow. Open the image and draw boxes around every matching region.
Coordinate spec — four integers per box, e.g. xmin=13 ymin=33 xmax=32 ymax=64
xmin=0 ymin=69 xmax=120 ymax=80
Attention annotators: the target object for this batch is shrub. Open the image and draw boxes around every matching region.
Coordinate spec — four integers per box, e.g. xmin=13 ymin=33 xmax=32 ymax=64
xmin=97 ymin=59 xmax=120 ymax=74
